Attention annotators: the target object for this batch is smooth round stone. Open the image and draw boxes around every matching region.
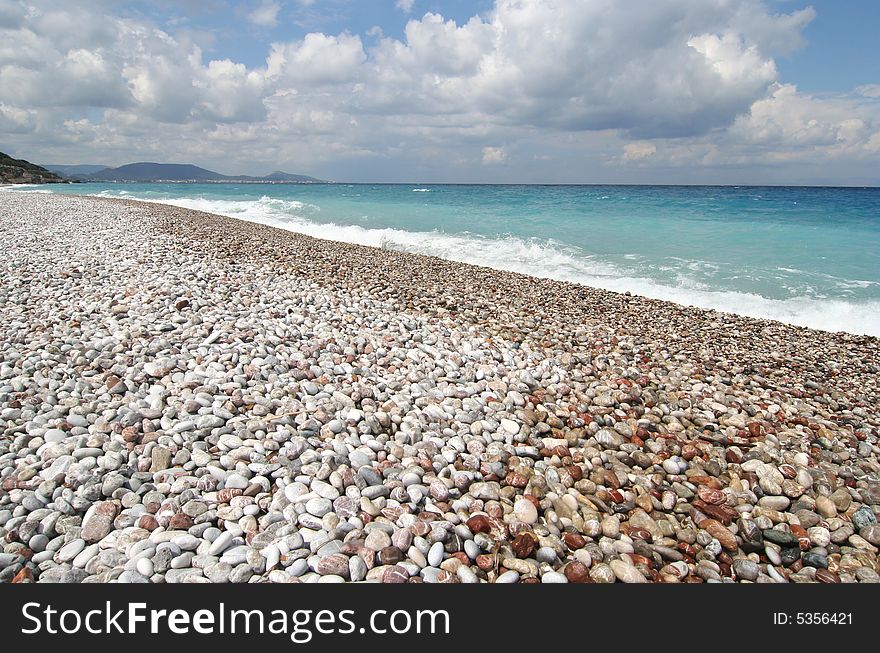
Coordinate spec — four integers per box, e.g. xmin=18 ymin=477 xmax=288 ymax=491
xmin=288 ymin=559 xmax=309 ymax=577
xmin=601 ymin=516 xmax=620 ymax=539
xmin=172 ymin=534 xmax=201 ymax=551
xmin=802 ymin=552 xmax=829 ymax=569
xmin=421 ymin=567 xmax=442 ymax=583
xmin=815 ymin=496 xmax=837 ymax=518
xmin=495 ymin=570 xmax=520 ymax=584
xmin=457 ymin=566 xmax=479 ymax=584
xmin=463 ymin=539 xmax=480 ymax=560
xmin=311 ymin=480 xmax=340 ymax=500
xmin=808 ymin=527 xmax=831 ymax=547
xmin=662 ymin=459 xmax=680 ymax=475
xmin=72 ymin=543 xmax=100 ymax=568
xmin=57 ymin=539 xmax=86 ymax=562
xmin=610 ymin=559 xmax=646 ymax=583
xmin=208 ymin=531 xmax=234 ymax=555
xmin=305 ymin=497 xmax=332 ymax=518
xmin=762 ymin=529 xmax=798 ymax=548
xmin=29 ymin=534 xmax=50 ymax=553
xmin=117 ymin=570 xmax=150 ymax=583
xmin=427 ymin=541 xmax=445 ymax=567
xmin=513 ymin=498 xmax=538 ymax=525
xmin=541 ymin=571 xmax=568 ymax=583
xmin=284 ymin=483 xmax=308 ymax=502
xmin=861 ymin=524 xmax=880 ymax=546
xmin=349 ymin=556 xmax=367 ymax=582
xmin=44 ymin=429 xmax=67 ymax=443
xmin=765 ymin=545 xmax=782 ymax=566
xmin=536 ymin=547 xmax=557 ymax=564
xmin=732 ymin=558 xmax=759 ymax=581
xmin=136 ymin=558 xmax=154 ymax=577
xmin=365 ymin=530 xmax=392 ymax=551
xmin=590 ymin=564 xmax=616 ymax=584
xmin=224 ymin=474 xmax=249 ymax=490
xmin=408 ymin=547 xmax=427 ymax=568
xmin=758 ymin=496 xmax=791 ymax=511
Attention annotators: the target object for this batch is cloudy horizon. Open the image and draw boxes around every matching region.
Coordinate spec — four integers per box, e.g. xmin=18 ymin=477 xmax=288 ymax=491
xmin=1 ymin=0 xmax=879 ymax=184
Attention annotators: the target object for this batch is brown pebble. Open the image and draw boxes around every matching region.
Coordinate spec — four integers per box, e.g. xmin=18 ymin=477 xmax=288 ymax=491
xmin=564 ymin=561 xmax=591 ymax=583
xmin=815 ymin=569 xmax=840 ymax=584
xmin=169 ymin=513 xmax=193 ymax=529
xmin=563 ymin=532 xmax=586 ymax=549
xmin=476 ymin=554 xmax=496 ymax=571
xmin=466 ymin=515 xmax=492 ymax=534
xmin=511 ymin=532 xmax=536 ymax=558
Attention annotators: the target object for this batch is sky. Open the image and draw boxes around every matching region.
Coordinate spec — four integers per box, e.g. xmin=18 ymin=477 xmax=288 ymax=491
xmin=1 ymin=0 xmax=878 ymax=184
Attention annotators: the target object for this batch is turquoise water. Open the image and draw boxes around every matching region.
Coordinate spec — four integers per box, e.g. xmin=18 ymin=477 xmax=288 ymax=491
xmin=10 ymin=182 xmax=880 ymax=335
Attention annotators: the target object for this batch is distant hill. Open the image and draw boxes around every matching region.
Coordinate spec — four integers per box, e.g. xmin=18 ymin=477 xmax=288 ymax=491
xmin=86 ymin=162 xmax=224 ymax=182
xmin=0 ymin=151 xmax=64 ymax=184
xmin=80 ymin=162 xmax=326 ymax=183
xmin=262 ymin=171 xmax=323 ymax=183
xmin=44 ymin=164 xmax=110 ymax=177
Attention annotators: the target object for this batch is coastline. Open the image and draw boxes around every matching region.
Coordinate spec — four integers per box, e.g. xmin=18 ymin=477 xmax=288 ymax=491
xmin=0 ymin=191 xmax=878 ymax=584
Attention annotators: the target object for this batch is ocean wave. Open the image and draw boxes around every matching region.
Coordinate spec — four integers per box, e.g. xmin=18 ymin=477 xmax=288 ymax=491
xmin=412 ymin=188 xmax=431 ymax=192
xmin=34 ymin=189 xmax=880 ymax=337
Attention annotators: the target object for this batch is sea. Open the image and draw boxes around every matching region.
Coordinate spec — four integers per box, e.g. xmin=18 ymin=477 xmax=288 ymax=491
xmin=9 ymin=182 xmax=880 ymax=336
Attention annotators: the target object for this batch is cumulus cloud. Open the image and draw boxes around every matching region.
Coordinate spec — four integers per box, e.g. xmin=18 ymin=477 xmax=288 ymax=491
xmin=1 ymin=0 xmax=877 ymax=183
xmin=395 ymin=0 xmax=416 ymax=13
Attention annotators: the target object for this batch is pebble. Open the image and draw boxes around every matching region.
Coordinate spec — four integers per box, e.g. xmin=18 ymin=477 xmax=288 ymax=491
xmin=0 ymin=191 xmax=877 ymax=586
xmin=495 ymin=570 xmax=520 ymax=584
xmin=513 ymin=498 xmax=539 ymax=525
xmin=427 ymin=542 xmax=445 ymax=567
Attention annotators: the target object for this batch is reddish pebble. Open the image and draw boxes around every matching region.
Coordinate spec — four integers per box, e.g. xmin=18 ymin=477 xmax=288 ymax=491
xmin=169 ymin=513 xmax=193 ymax=529
xmin=815 ymin=569 xmax=840 ymax=584
xmin=12 ymin=567 xmax=34 ymax=583
xmin=511 ymin=533 xmax=536 ymax=558
xmin=564 ymin=561 xmax=591 ymax=583
xmin=382 ymin=565 xmax=409 ymax=583
xmin=466 ymin=515 xmax=492 ymax=534
xmin=697 ymin=486 xmax=726 ymax=506
xmin=563 ymin=532 xmax=586 ymax=549
xmin=476 ymin=554 xmax=496 ymax=571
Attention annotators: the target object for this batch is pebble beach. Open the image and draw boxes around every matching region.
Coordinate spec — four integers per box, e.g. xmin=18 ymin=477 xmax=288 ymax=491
xmin=1 ymin=191 xmax=878 ymax=584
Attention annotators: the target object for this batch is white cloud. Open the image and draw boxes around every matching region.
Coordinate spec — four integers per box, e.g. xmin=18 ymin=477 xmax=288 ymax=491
xmin=396 ymin=0 xmax=415 ymax=13
xmin=248 ymin=1 xmax=280 ymax=28
xmin=857 ymin=84 xmax=880 ymax=99
xmin=267 ymin=32 xmax=366 ymax=84
xmin=481 ymin=146 xmax=507 ymax=164
xmin=623 ymin=142 xmax=657 ymax=161
xmin=1 ymin=0 xmax=878 ymax=183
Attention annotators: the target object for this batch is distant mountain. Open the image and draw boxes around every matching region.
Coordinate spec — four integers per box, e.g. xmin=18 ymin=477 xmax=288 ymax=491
xmin=44 ymin=164 xmax=110 ymax=177
xmin=262 ymin=171 xmax=324 ymax=183
xmin=0 ymin=151 xmax=64 ymax=184
xmin=80 ymin=162 xmax=326 ymax=183
xmin=86 ymin=162 xmax=225 ymax=182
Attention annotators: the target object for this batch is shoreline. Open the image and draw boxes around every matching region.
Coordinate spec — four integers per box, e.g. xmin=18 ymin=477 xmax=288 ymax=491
xmin=0 ymin=191 xmax=878 ymax=584
xmin=9 ymin=185 xmax=880 ymax=338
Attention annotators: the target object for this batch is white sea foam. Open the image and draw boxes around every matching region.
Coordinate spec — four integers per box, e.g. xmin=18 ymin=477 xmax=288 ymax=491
xmin=412 ymin=188 xmax=431 ymax=192
xmin=30 ymin=189 xmax=880 ymax=337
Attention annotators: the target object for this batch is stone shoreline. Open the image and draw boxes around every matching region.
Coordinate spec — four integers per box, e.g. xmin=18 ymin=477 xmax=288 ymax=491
xmin=0 ymin=191 xmax=878 ymax=584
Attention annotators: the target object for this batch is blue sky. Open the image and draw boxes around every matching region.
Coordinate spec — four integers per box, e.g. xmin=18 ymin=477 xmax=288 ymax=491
xmin=770 ymin=0 xmax=879 ymax=92
xmin=1 ymin=0 xmax=879 ymax=184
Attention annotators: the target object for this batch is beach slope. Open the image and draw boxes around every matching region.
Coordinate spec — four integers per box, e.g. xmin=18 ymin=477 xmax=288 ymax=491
xmin=0 ymin=192 xmax=877 ymax=584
